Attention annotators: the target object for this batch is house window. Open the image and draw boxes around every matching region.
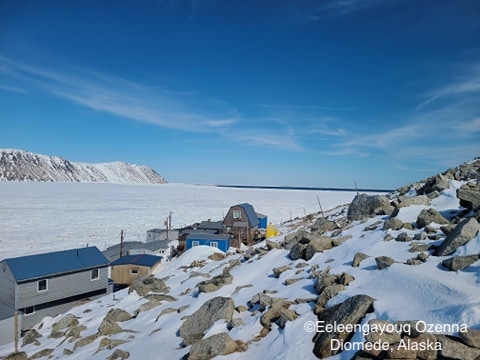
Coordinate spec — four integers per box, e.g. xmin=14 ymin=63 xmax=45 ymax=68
xmin=192 ymin=241 xmax=200 ymax=247
xmin=210 ymin=242 xmax=218 ymax=248
xmin=233 ymin=210 xmax=241 ymax=219
xmin=131 ymin=268 xmax=138 ymax=274
xmin=37 ymin=279 xmax=47 ymax=292
xmin=24 ymin=306 xmax=35 ymax=315
xmin=91 ymin=268 xmax=99 ymax=280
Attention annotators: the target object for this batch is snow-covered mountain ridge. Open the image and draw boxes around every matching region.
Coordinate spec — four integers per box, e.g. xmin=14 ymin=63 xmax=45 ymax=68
xmin=0 ymin=149 xmax=167 ymax=184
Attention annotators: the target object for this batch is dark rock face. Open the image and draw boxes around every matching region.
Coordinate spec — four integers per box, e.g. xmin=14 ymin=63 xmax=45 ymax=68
xmin=457 ymin=183 xmax=480 ymax=212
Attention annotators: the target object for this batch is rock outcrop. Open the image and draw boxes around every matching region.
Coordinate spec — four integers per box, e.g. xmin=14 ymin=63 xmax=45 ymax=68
xmin=434 ymin=217 xmax=480 ymax=256
xmin=179 ymin=296 xmax=235 ymax=346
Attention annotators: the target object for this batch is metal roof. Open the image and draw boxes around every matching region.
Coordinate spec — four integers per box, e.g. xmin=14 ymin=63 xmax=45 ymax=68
xmin=186 ymin=231 xmax=230 ymax=241
xmin=3 ymin=247 xmax=110 ymax=283
xmin=237 ymin=203 xmax=260 ymax=226
xmin=110 ymin=254 xmax=163 ymax=267
xmin=197 ymin=220 xmax=224 ymax=231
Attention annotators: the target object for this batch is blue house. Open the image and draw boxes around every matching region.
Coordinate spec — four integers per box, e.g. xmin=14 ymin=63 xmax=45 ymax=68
xmin=0 ymin=247 xmax=110 ymax=343
xmin=186 ymin=232 xmax=231 ymax=253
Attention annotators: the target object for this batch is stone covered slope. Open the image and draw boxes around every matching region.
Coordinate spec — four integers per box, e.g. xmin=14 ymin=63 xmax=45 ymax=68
xmin=2 ymin=159 xmax=480 ymax=360
xmin=0 ymin=149 xmax=167 ymax=184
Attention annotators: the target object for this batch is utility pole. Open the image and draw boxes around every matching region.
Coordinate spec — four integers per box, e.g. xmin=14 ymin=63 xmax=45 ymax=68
xmin=14 ymin=311 xmax=18 ymax=353
xmin=120 ymin=229 xmax=124 ymax=258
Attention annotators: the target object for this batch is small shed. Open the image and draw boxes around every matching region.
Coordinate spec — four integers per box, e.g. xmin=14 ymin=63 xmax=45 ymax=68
xmin=110 ymin=254 xmax=163 ymax=286
xmin=257 ymin=213 xmax=268 ymax=229
xmin=186 ymin=232 xmax=230 ymax=253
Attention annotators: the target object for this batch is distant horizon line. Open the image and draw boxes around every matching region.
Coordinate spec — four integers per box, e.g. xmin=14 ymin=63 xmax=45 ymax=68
xmin=214 ymin=184 xmax=393 ymax=193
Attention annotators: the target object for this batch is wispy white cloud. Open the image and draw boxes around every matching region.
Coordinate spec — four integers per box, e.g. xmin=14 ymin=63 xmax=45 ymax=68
xmin=0 ymin=56 xmax=238 ymax=133
xmin=0 ymin=55 xmax=305 ymax=152
xmin=0 ymin=83 xmax=25 ymax=93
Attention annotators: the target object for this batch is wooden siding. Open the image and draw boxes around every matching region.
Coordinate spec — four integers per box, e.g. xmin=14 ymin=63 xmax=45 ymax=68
xmin=111 ymin=264 xmax=157 ymax=285
xmin=223 ymin=206 xmax=258 ymax=246
xmin=15 ymin=267 xmax=108 ymax=309
xmin=0 ymin=263 xmax=16 ymax=308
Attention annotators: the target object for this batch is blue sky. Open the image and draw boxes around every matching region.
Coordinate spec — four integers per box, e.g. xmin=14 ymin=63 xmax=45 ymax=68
xmin=0 ymin=0 xmax=479 ymax=189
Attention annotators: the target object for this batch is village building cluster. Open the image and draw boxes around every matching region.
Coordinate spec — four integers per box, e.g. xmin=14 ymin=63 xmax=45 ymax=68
xmin=0 ymin=203 xmax=279 ymax=345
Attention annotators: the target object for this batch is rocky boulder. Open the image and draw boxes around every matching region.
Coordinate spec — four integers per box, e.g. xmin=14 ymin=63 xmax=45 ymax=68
xmin=441 ymin=255 xmax=480 ymax=271
xmin=416 ymin=208 xmax=450 ymax=228
xmin=196 ymin=268 xmax=233 ymax=293
xmin=457 ymin=182 xmax=480 ymax=212
xmin=434 ymin=217 xmax=480 ymax=256
xmin=50 ymin=313 xmax=79 ymax=338
xmin=375 ymin=256 xmax=395 ymax=269
xmin=188 ymin=332 xmax=242 ymax=360
xmin=352 ymin=252 xmax=369 ymax=267
xmin=397 ymin=195 xmax=430 ymax=208
xmin=310 ymin=218 xmax=338 ymax=234
xmin=383 ymin=218 xmax=404 ymax=231
xmin=347 ymin=194 xmax=394 ymax=221
xmin=312 ymin=294 xmax=375 ymax=358
xmin=129 ymin=275 xmax=169 ymax=296
xmin=304 ymin=236 xmax=333 ymax=261
xmin=179 ymin=296 xmax=235 ymax=345
xmin=437 ymin=334 xmax=480 ymax=360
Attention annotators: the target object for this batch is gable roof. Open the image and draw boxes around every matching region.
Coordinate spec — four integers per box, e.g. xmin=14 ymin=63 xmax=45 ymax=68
xmin=110 ymin=254 xmax=163 ymax=267
xmin=3 ymin=247 xmax=109 ymax=283
xmin=236 ymin=203 xmax=259 ymax=226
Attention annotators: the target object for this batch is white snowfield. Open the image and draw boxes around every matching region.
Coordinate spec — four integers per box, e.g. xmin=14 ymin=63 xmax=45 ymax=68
xmin=0 ymin=182 xmax=356 ymax=260
xmin=0 ymin=180 xmax=479 ymax=360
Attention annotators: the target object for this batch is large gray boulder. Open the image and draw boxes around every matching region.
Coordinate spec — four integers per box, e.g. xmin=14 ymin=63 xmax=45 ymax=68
xmin=457 ymin=183 xmax=480 ymax=212
xmin=347 ymin=194 xmax=394 ymax=221
xmin=416 ymin=208 xmax=450 ymax=228
xmin=188 ymin=332 xmax=241 ymax=360
xmin=398 ymin=195 xmax=430 ymax=208
xmin=441 ymin=255 xmax=480 ymax=271
xmin=304 ymin=236 xmax=333 ymax=261
xmin=196 ymin=268 xmax=233 ymax=293
xmin=129 ymin=275 xmax=169 ymax=296
xmin=179 ymin=296 xmax=235 ymax=345
xmin=434 ymin=217 xmax=480 ymax=256
xmin=312 ymin=294 xmax=375 ymax=358
xmin=437 ymin=334 xmax=480 ymax=360
xmin=310 ymin=218 xmax=338 ymax=234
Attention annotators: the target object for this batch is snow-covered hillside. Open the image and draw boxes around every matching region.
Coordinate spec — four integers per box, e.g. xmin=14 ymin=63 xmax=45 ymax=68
xmin=0 ymin=149 xmax=167 ymax=184
xmin=1 ymin=159 xmax=479 ymax=360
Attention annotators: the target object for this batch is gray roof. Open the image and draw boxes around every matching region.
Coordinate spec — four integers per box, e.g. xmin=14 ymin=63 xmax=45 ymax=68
xmin=103 ymin=240 xmax=170 ymax=261
xmin=110 ymin=254 xmax=162 ymax=267
xmin=237 ymin=203 xmax=259 ymax=226
xmin=186 ymin=231 xmax=230 ymax=241
xmin=197 ymin=220 xmax=224 ymax=231
xmin=3 ymin=247 xmax=109 ymax=283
